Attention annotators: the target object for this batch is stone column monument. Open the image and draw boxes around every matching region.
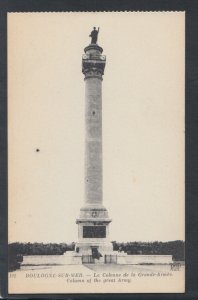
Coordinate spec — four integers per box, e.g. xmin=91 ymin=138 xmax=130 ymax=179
xmin=20 ymin=28 xmax=174 ymax=268
xmin=76 ymin=28 xmax=113 ymax=257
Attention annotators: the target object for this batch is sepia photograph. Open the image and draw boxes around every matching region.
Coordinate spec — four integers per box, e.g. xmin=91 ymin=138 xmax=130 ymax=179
xmin=8 ymin=12 xmax=185 ymax=293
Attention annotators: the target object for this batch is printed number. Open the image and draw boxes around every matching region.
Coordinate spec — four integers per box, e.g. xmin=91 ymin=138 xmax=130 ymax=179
xmin=170 ymin=263 xmax=181 ymax=271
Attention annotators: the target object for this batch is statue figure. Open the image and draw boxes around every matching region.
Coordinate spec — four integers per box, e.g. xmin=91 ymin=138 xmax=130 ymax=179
xmin=89 ymin=27 xmax=99 ymax=44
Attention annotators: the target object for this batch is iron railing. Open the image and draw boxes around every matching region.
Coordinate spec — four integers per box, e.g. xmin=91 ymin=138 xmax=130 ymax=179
xmin=82 ymin=255 xmax=95 ymax=264
xmin=104 ymin=255 xmax=117 ymax=264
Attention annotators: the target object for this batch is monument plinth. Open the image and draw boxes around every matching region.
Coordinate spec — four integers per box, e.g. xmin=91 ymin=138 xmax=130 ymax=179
xmin=75 ymin=35 xmax=113 ymax=256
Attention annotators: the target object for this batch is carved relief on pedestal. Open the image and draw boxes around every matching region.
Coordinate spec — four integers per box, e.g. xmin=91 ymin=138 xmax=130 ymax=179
xmin=79 ymin=209 xmax=109 ymax=219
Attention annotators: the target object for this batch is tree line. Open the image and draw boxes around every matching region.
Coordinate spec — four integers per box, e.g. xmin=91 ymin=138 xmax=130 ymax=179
xmin=9 ymin=242 xmax=75 ymax=256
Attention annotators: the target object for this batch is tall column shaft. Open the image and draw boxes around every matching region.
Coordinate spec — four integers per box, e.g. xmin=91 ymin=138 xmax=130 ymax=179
xmin=75 ymin=41 xmax=112 ymax=255
xmin=85 ymin=77 xmax=102 ymax=205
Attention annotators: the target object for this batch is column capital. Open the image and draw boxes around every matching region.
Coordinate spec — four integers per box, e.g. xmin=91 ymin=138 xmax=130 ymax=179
xmin=82 ymin=44 xmax=106 ymax=80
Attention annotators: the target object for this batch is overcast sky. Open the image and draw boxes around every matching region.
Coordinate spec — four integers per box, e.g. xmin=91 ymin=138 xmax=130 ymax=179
xmin=8 ymin=12 xmax=185 ymax=243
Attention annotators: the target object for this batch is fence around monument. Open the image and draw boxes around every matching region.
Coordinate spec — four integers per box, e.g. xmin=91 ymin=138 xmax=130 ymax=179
xmin=82 ymin=255 xmax=95 ymax=264
xmin=81 ymin=254 xmax=117 ymax=264
xmin=104 ymin=255 xmax=117 ymax=264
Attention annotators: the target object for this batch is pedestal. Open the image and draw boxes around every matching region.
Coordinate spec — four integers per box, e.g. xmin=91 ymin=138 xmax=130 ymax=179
xmin=76 ymin=204 xmax=113 ymax=255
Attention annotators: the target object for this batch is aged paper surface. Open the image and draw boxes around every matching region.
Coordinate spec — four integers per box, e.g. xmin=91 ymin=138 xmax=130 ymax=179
xmin=8 ymin=12 xmax=185 ymax=293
